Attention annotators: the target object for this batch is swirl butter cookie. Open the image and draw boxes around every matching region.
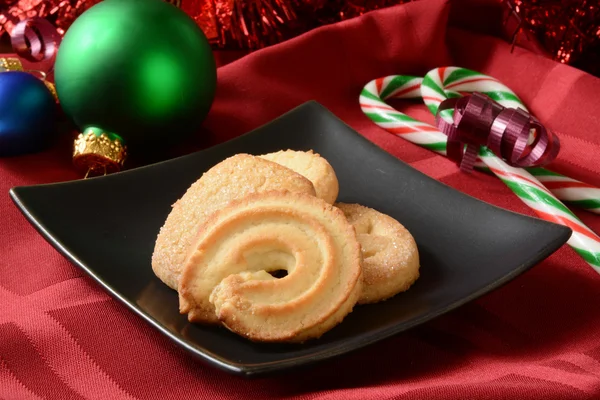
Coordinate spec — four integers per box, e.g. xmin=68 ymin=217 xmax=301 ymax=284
xmin=259 ymin=150 xmax=339 ymax=204
xmin=152 ymin=154 xmax=316 ymax=290
xmin=336 ymin=203 xmax=419 ymax=304
xmin=178 ymin=191 xmax=362 ymax=342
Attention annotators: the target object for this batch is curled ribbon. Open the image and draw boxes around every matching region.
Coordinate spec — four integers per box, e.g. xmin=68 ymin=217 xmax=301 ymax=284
xmin=10 ymin=17 xmax=61 ymax=72
xmin=435 ymin=92 xmax=560 ymax=171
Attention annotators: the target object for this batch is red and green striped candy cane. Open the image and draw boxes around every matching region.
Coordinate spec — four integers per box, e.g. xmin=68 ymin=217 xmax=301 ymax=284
xmin=359 ymin=68 xmax=600 ymax=272
xmin=360 ymin=75 xmax=449 ymax=155
xmin=422 ymin=67 xmax=600 ymax=270
xmin=527 ymin=168 xmax=600 ymax=214
xmin=420 ymin=67 xmax=600 ymax=214
xmin=360 ymin=71 xmax=600 ymax=214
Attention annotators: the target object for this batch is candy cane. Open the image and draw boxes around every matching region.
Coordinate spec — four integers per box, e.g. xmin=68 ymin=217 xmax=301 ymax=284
xmin=360 ymin=68 xmax=600 ymax=272
xmin=422 ymin=67 xmax=600 ymax=210
xmin=527 ymin=168 xmax=600 ymax=214
xmin=361 ymin=73 xmax=600 ymax=214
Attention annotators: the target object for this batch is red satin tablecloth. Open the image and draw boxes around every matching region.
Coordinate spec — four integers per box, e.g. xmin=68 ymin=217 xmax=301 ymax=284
xmin=2 ymin=0 xmax=600 ymax=398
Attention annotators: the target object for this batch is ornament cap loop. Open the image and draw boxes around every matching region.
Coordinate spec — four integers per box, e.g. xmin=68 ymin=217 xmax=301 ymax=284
xmin=73 ymin=127 xmax=127 ymax=176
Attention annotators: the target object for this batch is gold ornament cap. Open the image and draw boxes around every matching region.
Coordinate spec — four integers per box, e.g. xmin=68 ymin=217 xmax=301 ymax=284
xmin=0 ymin=58 xmax=58 ymax=102
xmin=73 ymin=128 xmax=127 ymax=176
xmin=0 ymin=57 xmax=24 ymax=72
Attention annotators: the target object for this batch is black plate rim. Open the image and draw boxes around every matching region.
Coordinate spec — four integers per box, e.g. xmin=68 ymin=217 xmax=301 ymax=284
xmin=9 ymin=101 xmax=572 ymax=377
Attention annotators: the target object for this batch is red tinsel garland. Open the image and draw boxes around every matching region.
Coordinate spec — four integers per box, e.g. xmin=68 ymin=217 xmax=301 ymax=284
xmin=1 ymin=0 xmax=598 ymax=75
xmin=0 ymin=0 xmax=102 ymax=36
xmin=504 ymin=0 xmax=599 ymax=75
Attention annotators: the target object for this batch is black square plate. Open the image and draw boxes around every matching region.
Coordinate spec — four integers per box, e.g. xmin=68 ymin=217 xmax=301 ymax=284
xmin=10 ymin=102 xmax=570 ymax=377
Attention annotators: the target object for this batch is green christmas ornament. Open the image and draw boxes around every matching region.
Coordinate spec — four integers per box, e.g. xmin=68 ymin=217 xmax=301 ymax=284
xmin=54 ymin=0 xmax=216 ymax=174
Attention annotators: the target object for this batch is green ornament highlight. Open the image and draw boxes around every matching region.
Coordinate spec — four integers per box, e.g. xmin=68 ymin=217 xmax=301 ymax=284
xmin=54 ymin=0 xmax=216 ymax=174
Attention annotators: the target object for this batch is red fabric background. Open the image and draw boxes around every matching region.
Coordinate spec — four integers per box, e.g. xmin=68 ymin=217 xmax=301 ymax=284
xmin=2 ymin=0 xmax=600 ymax=398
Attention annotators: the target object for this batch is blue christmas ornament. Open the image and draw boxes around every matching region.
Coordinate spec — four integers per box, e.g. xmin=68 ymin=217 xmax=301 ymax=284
xmin=0 ymin=71 xmax=57 ymax=157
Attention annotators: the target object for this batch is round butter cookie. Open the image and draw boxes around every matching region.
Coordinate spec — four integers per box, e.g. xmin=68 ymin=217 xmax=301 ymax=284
xmin=259 ymin=150 xmax=339 ymax=204
xmin=336 ymin=203 xmax=419 ymax=304
xmin=178 ymin=191 xmax=362 ymax=342
xmin=152 ymin=154 xmax=316 ymax=290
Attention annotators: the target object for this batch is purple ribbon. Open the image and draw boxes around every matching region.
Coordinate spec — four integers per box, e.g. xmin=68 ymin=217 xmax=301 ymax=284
xmin=10 ymin=18 xmax=61 ymax=72
xmin=435 ymin=92 xmax=560 ymax=171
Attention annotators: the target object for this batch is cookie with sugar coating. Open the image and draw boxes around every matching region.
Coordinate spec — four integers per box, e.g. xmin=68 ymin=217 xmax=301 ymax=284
xmin=259 ymin=150 xmax=339 ymax=204
xmin=152 ymin=154 xmax=316 ymax=290
xmin=336 ymin=203 xmax=419 ymax=304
